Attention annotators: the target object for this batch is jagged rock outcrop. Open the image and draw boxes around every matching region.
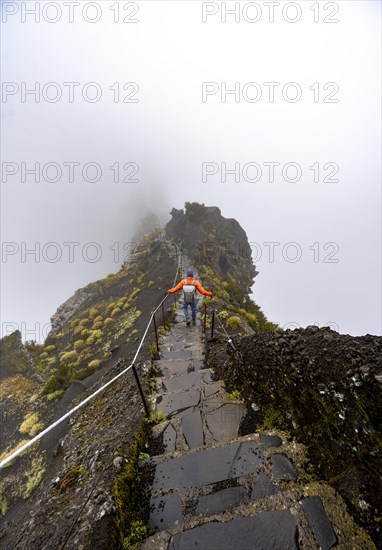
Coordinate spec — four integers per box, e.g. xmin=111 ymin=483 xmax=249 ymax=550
xmin=49 ymin=287 xmax=93 ymax=336
xmin=0 ymin=330 xmax=33 ymax=379
xmin=166 ymin=204 xmax=258 ymax=293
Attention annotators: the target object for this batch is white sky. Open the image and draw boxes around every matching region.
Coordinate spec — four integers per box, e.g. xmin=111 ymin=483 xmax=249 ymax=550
xmin=1 ymin=0 xmax=381 ymax=341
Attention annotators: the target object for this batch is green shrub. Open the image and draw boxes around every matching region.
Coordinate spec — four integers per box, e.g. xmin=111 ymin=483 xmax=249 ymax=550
xmin=44 ymin=345 xmax=55 ymax=353
xmin=19 ymin=413 xmax=44 ymax=437
xmin=217 ymin=310 xmax=229 ymax=319
xmin=72 ymin=365 xmax=97 ymax=380
xmin=47 ymin=389 xmax=64 ymax=401
xmin=104 ymin=317 xmax=113 ymax=326
xmin=226 ymin=316 xmax=242 ymax=329
xmin=89 ymin=308 xmax=99 ymax=319
xmin=24 ymin=455 xmax=46 ymax=498
xmin=88 ymin=359 xmax=101 ymax=369
xmin=60 ymin=350 xmax=78 ymax=364
xmin=78 ymin=318 xmax=90 ymax=326
xmin=39 ymin=352 xmax=48 ymax=360
xmin=144 ymin=411 xmax=167 ymax=425
xmin=92 ymin=321 xmax=103 ymax=330
xmin=81 ymin=328 xmax=90 ymax=338
xmin=224 ymin=281 xmax=246 ymax=306
xmin=130 ymin=288 xmax=141 ymax=301
xmin=137 ymin=273 xmax=145 ymax=286
xmin=122 ymin=520 xmax=147 ymax=549
xmin=217 ymin=289 xmax=230 ymax=302
xmin=227 ymin=389 xmax=241 ymax=401
xmin=0 ymin=489 xmax=7 ymax=517
xmin=43 ymin=375 xmax=61 ymax=395
xmin=94 ymin=315 xmax=103 ymax=323
xmin=263 ymin=408 xmax=284 ymax=430
xmin=74 ymin=339 xmax=84 ymax=350
xmin=73 ymin=325 xmax=83 ymax=335
xmin=111 ymin=307 xmax=121 ymax=317
xmin=69 ymin=319 xmax=80 ymax=328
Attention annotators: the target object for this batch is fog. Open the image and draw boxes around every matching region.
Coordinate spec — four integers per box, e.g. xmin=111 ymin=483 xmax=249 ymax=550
xmin=1 ymin=0 xmax=381 ymax=342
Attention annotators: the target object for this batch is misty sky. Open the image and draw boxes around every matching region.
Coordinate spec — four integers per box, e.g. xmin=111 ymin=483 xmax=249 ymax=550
xmin=1 ymin=0 xmax=381 ymax=341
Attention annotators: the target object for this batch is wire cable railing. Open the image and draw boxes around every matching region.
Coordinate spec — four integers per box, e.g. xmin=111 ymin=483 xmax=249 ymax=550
xmin=0 ymin=236 xmax=182 ymax=469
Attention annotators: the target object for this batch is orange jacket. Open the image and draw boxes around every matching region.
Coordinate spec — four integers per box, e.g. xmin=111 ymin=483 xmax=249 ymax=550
xmin=167 ymin=276 xmax=212 ymax=297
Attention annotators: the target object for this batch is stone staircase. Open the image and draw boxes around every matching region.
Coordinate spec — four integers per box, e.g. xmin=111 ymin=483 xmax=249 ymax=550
xmin=139 ymin=268 xmax=338 ymax=550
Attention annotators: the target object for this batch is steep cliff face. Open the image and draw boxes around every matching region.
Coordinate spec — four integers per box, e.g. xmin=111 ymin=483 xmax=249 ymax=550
xmin=0 ymin=231 xmax=179 ymax=548
xmin=166 ymin=203 xmax=258 ymax=294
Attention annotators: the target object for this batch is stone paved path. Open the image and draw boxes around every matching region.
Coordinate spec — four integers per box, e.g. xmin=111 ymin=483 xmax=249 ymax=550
xmin=140 ymin=266 xmax=338 ymax=550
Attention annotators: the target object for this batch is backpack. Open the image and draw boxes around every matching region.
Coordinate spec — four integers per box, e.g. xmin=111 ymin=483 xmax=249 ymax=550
xmin=183 ymin=280 xmax=196 ymax=304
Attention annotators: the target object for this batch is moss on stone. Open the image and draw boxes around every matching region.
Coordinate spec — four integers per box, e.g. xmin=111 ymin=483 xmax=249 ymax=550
xmin=112 ymin=422 xmax=149 ymax=548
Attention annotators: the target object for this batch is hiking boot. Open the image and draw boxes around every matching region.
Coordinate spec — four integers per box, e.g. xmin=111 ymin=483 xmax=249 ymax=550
xmin=192 ymin=318 xmax=196 ymax=326
xmin=186 ymin=320 xmax=191 ymax=327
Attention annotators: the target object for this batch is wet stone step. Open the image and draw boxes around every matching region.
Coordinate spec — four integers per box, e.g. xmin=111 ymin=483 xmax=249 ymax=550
xmin=160 ymin=350 xmax=193 ymax=360
xmin=202 ymin=370 xmax=214 ymax=384
xmin=153 ymin=440 xmax=263 ymax=490
xmin=149 ymin=493 xmax=183 ymax=533
xmin=204 ymin=381 xmax=220 ymax=398
xmin=300 ymin=496 xmax=337 ymax=550
xmin=195 ymin=485 xmax=248 ymax=516
xmin=251 ymin=472 xmax=281 ymax=501
xmin=168 ymin=510 xmax=299 ymax=550
xmin=180 ymin=408 xmax=204 ymax=449
xmin=160 ymin=360 xmax=195 ymax=376
xmin=163 ymin=423 xmax=177 ymax=453
xmin=156 ymin=389 xmax=201 ymax=417
xmin=271 ymin=454 xmax=298 ymax=481
xmin=204 ymin=403 xmax=246 ymax=442
xmin=163 ymin=372 xmax=202 ymax=393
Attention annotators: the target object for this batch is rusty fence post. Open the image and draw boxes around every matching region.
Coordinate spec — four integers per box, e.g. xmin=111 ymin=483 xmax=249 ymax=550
xmin=132 ymin=364 xmax=149 ymax=416
xmin=211 ymin=309 xmax=215 ymax=339
xmin=153 ymin=311 xmax=160 ymax=353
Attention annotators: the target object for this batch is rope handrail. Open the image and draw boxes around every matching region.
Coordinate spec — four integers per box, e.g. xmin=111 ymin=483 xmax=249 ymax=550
xmin=0 ymin=235 xmax=182 ymax=469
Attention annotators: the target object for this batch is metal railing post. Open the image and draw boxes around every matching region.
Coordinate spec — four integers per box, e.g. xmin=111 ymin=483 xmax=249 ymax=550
xmin=203 ymin=302 xmax=207 ymax=335
xmin=132 ymin=364 xmax=149 ymax=416
xmin=211 ymin=309 xmax=215 ymax=339
xmin=161 ymin=302 xmax=166 ymax=328
xmin=153 ymin=311 xmax=160 ymax=353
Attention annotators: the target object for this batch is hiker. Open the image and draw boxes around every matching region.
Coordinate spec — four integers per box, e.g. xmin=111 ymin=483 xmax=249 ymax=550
xmin=167 ymin=270 xmax=212 ymax=327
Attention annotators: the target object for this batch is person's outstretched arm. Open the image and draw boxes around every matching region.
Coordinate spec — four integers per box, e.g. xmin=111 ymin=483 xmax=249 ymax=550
xmin=167 ymin=280 xmax=185 ymax=294
xmin=194 ymin=281 xmax=212 ymax=297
